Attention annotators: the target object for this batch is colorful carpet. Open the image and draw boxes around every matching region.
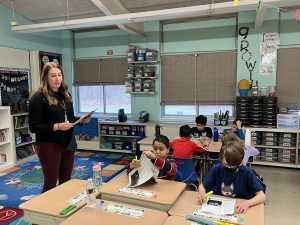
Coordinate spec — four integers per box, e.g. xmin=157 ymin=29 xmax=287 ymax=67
xmin=0 ymin=152 xmax=132 ymax=224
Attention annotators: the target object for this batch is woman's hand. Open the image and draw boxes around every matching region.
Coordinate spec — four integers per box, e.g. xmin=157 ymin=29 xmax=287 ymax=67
xmin=129 ymin=159 xmax=140 ymax=169
xmin=143 ymin=151 xmax=156 ymax=160
xmin=58 ymin=122 xmax=74 ymax=131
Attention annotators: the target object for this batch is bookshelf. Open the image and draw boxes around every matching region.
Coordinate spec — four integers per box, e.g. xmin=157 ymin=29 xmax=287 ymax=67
xmin=11 ymin=112 xmax=36 ymax=165
xmin=0 ymin=106 xmax=15 ymax=171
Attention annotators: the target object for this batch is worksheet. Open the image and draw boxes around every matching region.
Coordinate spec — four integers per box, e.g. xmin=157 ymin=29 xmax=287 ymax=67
xmin=201 ymin=196 xmax=236 ymax=215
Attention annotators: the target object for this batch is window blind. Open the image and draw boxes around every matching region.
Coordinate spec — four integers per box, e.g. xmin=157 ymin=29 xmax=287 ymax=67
xmin=73 ymin=58 xmax=126 ymax=85
xmin=161 ymin=51 xmax=236 ymax=105
xmin=276 ymin=47 xmax=300 ymax=108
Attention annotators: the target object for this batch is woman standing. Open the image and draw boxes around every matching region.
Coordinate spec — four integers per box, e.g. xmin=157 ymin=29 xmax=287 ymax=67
xmin=29 ymin=62 xmax=89 ymax=193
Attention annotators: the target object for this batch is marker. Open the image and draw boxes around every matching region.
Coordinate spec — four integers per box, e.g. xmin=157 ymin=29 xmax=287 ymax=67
xmin=59 ymin=205 xmax=76 ymax=215
xmin=135 ymin=155 xmax=138 ymax=160
xmin=213 ymin=221 xmax=234 ymax=225
xmin=203 ymin=191 xmax=213 ymax=198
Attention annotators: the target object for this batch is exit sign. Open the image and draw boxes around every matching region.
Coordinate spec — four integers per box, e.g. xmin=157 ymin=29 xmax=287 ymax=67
xmin=107 ymin=50 xmax=113 ymax=55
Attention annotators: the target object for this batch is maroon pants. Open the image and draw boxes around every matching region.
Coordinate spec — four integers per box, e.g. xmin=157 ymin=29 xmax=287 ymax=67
xmin=36 ymin=142 xmax=74 ymax=193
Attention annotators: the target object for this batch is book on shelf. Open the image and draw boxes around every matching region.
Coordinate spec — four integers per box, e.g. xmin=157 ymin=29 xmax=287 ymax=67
xmin=0 ymin=129 xmax=8 ymax=142
xmin=0 ymin=153 xmax=7 ymax=163
xmin=16 ymin=145 xmax=35 ymax=160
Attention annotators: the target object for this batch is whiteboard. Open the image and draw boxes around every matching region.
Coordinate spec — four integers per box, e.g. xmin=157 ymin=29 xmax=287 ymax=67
xmin=0 ymin=46 xmax=30 ymax=69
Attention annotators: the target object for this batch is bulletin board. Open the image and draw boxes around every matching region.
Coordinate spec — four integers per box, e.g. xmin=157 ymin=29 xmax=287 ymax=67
xmin=39 ymin=51 xmax=62 ymax=73
xmin=0 ymin=68 xmax=31 ymax=105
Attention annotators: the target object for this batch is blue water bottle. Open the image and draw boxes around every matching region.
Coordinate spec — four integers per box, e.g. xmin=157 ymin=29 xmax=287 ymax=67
xmin=213 ymin=128 xmax=219 ymax=142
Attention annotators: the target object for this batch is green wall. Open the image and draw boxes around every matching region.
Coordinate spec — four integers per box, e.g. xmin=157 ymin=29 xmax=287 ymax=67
xmin=0 ymin=4 xmax=63 ymax=53
xmin=2 ymin=1 xmax=300 ymax=122
xmin=162 ymin=18 xmax=237 ymax=53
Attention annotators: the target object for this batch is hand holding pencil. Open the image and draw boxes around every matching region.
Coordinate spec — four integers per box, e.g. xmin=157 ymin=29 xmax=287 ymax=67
xmin=198 ymin=191 xmax=213 ymax=204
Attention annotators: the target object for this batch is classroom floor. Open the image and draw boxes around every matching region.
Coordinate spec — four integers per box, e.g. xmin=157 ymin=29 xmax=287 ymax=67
xmin=253 ymin=165 xmax=300 ymax=225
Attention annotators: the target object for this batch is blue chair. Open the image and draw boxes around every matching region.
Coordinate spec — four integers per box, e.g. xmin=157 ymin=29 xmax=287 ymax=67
xmin=174 ymin=157 xmax=199 ymax=191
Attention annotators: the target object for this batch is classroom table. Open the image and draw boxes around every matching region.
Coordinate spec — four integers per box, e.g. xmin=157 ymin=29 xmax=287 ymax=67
xmin=100 ymin=174 xmax=186 ymax=212
xmin=19 ymin=179 xmax=88 ymax=225
xmin=168 ymin=190 xmax=264 ymax=225
xmin=60 ymin=199 xmax=168 ymax=225
xmin=163 ymin=215 xmax=193 ymax=225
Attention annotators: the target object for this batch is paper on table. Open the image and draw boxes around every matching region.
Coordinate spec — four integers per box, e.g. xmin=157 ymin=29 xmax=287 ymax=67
xmin=74 ymin=108 xmax=98 ymax=125
xmin=127 ymin=154 xmax=159 ymax=187
xmin=201 ymin=196 xmax=236 ymax=215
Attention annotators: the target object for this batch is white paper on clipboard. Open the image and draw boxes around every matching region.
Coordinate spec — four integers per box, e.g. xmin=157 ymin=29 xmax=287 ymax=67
xmin=74 ymin=108 xmax=98 ymax=125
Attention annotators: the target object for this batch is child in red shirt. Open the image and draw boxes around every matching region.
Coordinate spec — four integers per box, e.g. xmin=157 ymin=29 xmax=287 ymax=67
xmin=171 ymin=125 xmax=207 ymax=159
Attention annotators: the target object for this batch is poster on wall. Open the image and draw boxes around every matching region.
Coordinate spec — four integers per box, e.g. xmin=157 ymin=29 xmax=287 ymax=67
xmin=259 ymin=33 xmax=279 ymax=76
xmin=0 ymin=68 xmax=30 ymax=105
xmin=39 ymin=51 xmax=62 ymax=73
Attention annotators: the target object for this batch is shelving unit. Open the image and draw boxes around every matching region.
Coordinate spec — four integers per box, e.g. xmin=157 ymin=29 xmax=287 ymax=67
xmin=11 ymin=112 xmax=36 ymax=165
xmin=249 ymin=127 xmax=299 ymax=168
xmin=99 ymin=120 xmax=146 ymax=155
xmin=125 ymin=61 xmax=158 ymax=94
xmin=0 ymin=106 xmax=15 ymax=171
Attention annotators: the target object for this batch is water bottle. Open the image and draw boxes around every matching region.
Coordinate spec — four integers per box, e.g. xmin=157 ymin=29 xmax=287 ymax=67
xmin=86 ymin=178 xmax=96 ymax=204
xmin=213 ymin=128 xmax=219 ymax=142
xmin=92 ymin=163 xmax=103 ymax=188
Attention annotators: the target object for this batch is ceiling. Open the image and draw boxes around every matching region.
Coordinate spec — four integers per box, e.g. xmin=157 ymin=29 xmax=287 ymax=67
xmin=0 ymin=0 xmax=232 ymax=23
xmin=1 ymin=0 xmax=299 ymax=33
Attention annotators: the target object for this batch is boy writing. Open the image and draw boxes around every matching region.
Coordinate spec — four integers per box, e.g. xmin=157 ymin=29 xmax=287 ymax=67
xmin=128 ymin=135 xmax=177 ymax=180
xmin=198 ymin=141 xmax=266 ymax=213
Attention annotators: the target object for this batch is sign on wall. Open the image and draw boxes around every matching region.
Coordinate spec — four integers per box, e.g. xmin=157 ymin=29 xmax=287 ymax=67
xmin=259 ymin=33 xmax=279 ymax=76
xmin=39 ymin=51 xmax=62 ymax=73
xmin=0 ymin=68 xmax=31 ymax=105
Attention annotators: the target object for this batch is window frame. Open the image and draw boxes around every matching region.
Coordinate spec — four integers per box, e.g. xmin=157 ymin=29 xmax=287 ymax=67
xmin=75 ymin=84 xmax=131 ymax=117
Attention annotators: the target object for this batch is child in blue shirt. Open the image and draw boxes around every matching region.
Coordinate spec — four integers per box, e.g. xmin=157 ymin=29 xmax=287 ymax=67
xmin=198 ymin=141 xmax=266 ymax=213
xmin=231 ymin=119 xmax=245 ymax=140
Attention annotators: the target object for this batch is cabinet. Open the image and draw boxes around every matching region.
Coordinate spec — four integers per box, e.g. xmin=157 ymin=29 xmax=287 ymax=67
xmin=125 ymin=61 xmax=158 ymax=94
xmin=0 ymin=106 xmax=15 ymax=170
xmin=12 ymin=112 xmax=36 ymax=165
xmin=236 ymin=97 xmax=277 ymax=127
xmin=99 ymin=120 xmax=146 ymax=155
xmin=249 ymin=127 xmax=299 ymax=168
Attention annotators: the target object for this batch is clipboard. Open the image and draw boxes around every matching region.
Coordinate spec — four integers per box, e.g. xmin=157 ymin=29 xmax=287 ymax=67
xmin=74 ymin=108 xmax=98 ymax=125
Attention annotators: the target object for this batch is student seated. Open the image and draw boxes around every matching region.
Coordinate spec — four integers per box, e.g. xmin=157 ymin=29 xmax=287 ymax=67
xmin=128 ymin=135 xmax=177 ymax=180
xmin=191 ymin=115 xmax=213 ymax=145
xmin=171 ymin=125 xmax=207 ymax=159
xmin=222 ymin=131 xmax=259 ymax=166
xmin=198 ymin=142 xmax=266 ymax=214
xmin=231 ymin=119 xmax=245 ymax=140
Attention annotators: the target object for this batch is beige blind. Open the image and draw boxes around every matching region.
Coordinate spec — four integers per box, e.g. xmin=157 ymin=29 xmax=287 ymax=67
xmin=196 ymin=52 xmax=236 ymax=104
xmin=277 ymin=48 xmax=300 ymax=108
xmin=161 ymin=55 xmax=196 ymax=105
xmin=161 ymin=51 xmax=236 ymax=105
xmin=73 ymin=58 xmax=126 ymax=85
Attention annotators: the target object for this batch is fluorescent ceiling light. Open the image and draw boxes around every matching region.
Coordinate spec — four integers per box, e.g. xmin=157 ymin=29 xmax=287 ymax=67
xmin=11 ymin=0 xmax=300 ymax=33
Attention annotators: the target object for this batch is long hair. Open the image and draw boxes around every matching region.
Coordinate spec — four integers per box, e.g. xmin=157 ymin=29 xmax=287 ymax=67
xmin=38 ymin=62 xmax=71 ymax=105
xmin=221 ymin=130 xmax=244 ymax=146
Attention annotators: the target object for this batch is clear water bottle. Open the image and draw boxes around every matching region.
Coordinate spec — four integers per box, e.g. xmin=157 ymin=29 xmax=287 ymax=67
xmin=92 ymin=163 xmax=103 ymax=188
xmin=86 ymin=178 xmax=96 ymax=204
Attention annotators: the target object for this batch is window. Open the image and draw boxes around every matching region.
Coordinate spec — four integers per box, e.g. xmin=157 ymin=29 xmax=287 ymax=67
xmin=163 ymin=104 xmax=234 ymax=117
xmin=161 ymin=52 xmax=237 ymax=118
xmin=77 ymin=85 xmax=131 ymax=114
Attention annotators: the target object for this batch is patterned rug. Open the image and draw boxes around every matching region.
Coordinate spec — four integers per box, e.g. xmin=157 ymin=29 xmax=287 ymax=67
xmin=0 ymin=152 xmax=132 ymax=224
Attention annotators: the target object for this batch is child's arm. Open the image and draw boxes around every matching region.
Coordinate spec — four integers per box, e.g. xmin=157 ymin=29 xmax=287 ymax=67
xmin=153 ymin=156 xmax=177 ymax=176
xmin=198 ymin=184 xmax=207 ymax=204
xmin=235 ymin=190 xmax=266 ymax=214
xmin=193 ymin=141 xmax=208 ymax=154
